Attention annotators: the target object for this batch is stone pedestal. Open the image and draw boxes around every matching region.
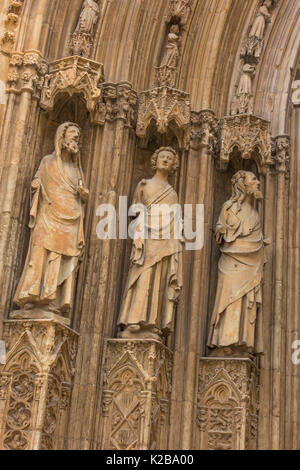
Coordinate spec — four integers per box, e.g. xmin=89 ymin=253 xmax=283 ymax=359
xmin=0 ymin=319 xmax=78 ymax=450
xmin=197 ymin=358 xmax=259 ymax=450
xmin=100 ymin=339 xmax=173 ymax=450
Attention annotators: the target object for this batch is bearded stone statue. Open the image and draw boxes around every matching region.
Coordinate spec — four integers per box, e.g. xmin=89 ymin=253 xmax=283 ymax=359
xmin=118 ymin=147 xmax=183 ymax=342
xmin=12 ymin=122 xmax=89 ymax=324
xmin=208 ymin=171 xmax=265 ymax=356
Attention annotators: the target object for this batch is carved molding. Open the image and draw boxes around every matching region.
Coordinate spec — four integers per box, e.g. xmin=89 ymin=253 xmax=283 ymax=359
xmin=136 ymin=86 xmax=190 ymax=148
xmin=0 ymin=0 xmax=25 ymax=54
xmin=197 ymin=358 xmax=259 ymax=450
xmin=101 ymin=340 xmax=173 ymax=450
xmin=6 ymin=50 xmax=48 ymax=100
xmin=0 ymin=320 xmax=78 ymax=450
xmin=40 ymin=56 xmax=104 ymax=124
xmin=190 ymin=109 xmax=218 ymax=154
xmin=219 ymin=114 xmax=272 ymax=172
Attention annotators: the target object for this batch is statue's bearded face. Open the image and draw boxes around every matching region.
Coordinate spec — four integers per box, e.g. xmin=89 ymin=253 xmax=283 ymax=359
xmin=244 ymin=172 xmax=263 ymax=200
xmin=63 ymin=126 xmax=80 ymax=156
xmin=156 ymin=150 xmax=175 ymax=174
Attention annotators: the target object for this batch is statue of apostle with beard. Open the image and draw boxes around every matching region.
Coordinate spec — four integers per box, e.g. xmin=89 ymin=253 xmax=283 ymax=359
xmin=12 ymin=122 xmax=89 ymax=325
xmin=208 ymin=171 xmax=265 ymax=356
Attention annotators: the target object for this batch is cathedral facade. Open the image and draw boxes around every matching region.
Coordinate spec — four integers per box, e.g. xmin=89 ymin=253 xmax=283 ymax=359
xmin=0 ymin=0 xmax=299 ymax=450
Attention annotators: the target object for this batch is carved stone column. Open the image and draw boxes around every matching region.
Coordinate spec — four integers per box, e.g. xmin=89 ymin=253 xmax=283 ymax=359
xmin=0 ymin=319 xmax=78 ymax=450
xmin=100 ymin=340 xmax=172 ymax=451
xmin=197 ymin=358 xmax=259 ymax=450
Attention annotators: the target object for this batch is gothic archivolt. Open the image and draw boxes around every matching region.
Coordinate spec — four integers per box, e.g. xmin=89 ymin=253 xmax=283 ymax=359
xmin=0 ymin=0 xmax=299 ymax=451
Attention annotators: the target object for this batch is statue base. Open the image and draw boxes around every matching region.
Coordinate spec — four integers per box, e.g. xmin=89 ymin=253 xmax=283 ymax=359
xmin=10 ymin=308 xmax=71 ymax=326
xmin=0 ymin=319 xmax=78 ymax=450
xmin=196 ymin=358 xmax=259 ymax=450
xmin=100 ymin=339 xmax=173 ymax=450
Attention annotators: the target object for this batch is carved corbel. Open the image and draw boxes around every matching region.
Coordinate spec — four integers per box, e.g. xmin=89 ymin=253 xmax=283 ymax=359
xmin=102 ymin=82 xmax=137 ymax=128
xmin=6 ymin=50 xmax=48 ymax=100
xmin=40 ymin=56 xmax=105 ymax=125
xmin=190 ymin=110 xmax=218 ymax=155
xmin=219 ymin=114 xmax=272 ymax=172
xmin=136 ymin=86 xmax=190 ymax=149
xmin=272 ymin=135 xmax=291 ymax=175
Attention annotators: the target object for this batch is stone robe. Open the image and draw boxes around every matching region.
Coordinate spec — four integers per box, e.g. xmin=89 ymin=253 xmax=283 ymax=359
xmin=249 ymin=6 xmax=271 ymax=40
xmin=208 ymin=200 xmax=264 ymax=353
xmin=161 ymin=32 xmax=180 ymax=68
xmin=118 ymin=179 xmax=183 ymax=336
xmin=14 ymin=152 xmax=85 ymax=312
xmin=75 ymin=0 xmax=99 ymax=34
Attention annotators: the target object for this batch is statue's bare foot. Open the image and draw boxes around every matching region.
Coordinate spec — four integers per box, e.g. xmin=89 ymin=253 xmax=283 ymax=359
xmin=23 ymin=303 xmax=35 ymax=311
xmin=127 ymin=324 xmax=141 ymax=332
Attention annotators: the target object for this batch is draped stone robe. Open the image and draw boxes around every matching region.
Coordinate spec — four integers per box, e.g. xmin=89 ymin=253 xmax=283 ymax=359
xmin=208 ymin=200 xmax=264 ymax=353
xmin=14 ymin=152 xmax=85 ymax=314
xmin=118 ymin=179 xmax=183 ymax=337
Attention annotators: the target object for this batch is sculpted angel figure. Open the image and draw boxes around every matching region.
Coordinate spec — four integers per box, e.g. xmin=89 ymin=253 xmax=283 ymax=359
xmin=12 ymin=122 xmax=89 ymax=324
xmin=208 ymin=171 xmax=265 ymax=356
xmin=160 ymin=24 xmax=180 ymax=68
xmin=74 ymin=0 xmax=100 ymax=35
xmin=118 ymin=147 xmax=183 ymax=342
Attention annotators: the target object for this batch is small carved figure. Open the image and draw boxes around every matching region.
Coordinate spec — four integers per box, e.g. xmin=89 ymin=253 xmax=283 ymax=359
xmin=208 ymin=171 xmax=265 ymax=356
xmin=160 ymin=24 xmax=180 ymax=68
xmin=118 ymin=147 xmax=183 ymax=342
xmin=74 ymin=0 xmax=100 ymax=35
xmin=249 ymin=0 xmax=272 ymax=41
xmin=12 ymin=123 xmax=89 ymax=324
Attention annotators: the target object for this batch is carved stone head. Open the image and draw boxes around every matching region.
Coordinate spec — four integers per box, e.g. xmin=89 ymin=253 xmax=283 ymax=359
xmin=151 ymin=147 xmax=180 ymax=176
xmin=55 ymin=122 xmax=81 ymax=159
xmin=231 ymin=170 xmax=263 ymax=209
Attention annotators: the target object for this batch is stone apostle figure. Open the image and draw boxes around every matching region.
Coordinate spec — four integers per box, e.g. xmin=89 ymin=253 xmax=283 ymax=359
xmin=208 ymin=171 xmax=265 ymax=356
xmin=12 ymin=122 xmax=89 ymax=324
xmin=118 ymin=147 xmax=183 ymax=342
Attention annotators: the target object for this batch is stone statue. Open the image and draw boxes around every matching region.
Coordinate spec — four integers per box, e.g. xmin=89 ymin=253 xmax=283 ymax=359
xmin=118 ymin=147 xmax=183 ymax=342
xmin=12 ymin=122 xmax=89 ymax=324
xmin=160 ymin=25 xmax=180 ymax=68
xmin=74 ymin=0 xmax=100 ymax=35
xmin=249 ymin=0 xmax=272 ymax=41
xmin=208 ymin=171 xmax=265 ymax=356
xmin=231 ymin=64 xmax=256 ymax=115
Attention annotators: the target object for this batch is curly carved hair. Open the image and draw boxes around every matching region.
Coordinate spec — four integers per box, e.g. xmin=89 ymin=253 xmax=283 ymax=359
xmin=150 ymin=147 xmax=180 ymax=175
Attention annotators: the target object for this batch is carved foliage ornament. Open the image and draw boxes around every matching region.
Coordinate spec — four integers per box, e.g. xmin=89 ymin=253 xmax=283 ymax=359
xmin=7 ymin=50 xmax=48 ymax=100
xmin=0 ymin=0 xmax=25 ymax=54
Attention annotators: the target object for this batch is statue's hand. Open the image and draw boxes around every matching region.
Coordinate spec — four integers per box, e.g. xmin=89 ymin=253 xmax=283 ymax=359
xmin=77 ymin=185 xmax=89 ymax=202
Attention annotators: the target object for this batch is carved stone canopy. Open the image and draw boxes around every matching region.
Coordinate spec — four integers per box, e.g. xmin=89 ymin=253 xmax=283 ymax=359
xmin=136 ymin=86 xmax=190 ymax=149
xmin=40 ymin=56 xmax=104 ymax=125
xmin=219 ymin=114 xmax=272 ymax=173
